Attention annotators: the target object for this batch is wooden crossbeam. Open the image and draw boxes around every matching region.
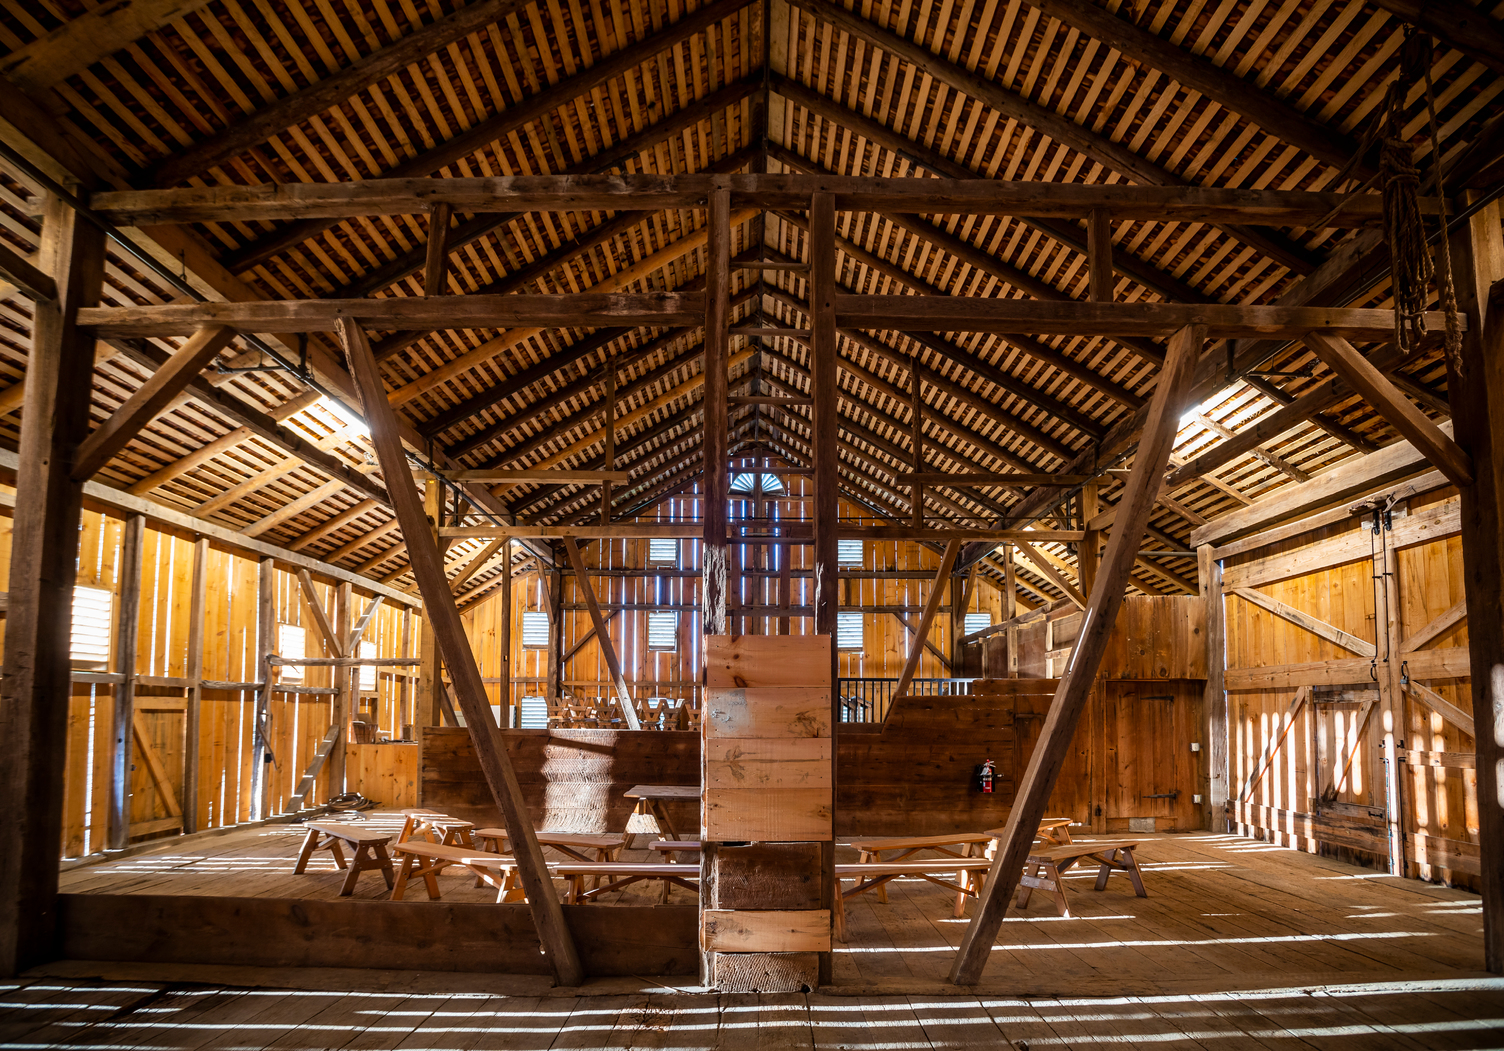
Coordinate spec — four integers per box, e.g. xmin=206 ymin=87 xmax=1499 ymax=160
xmin=439 ymin=523 xmax=1084 ymax=541
xmin=346 ymin=596 xmax=385 ymax=656
xmin=1230 ymin=587 xmax=1376 ymax=657
xmin=296 ymin=570 xmax=344 ymax=658
xmin=91 ymin=175 xmax=1417 ymax=227
xmin=1401 ymin=598 xmax=1468 ymax=653
xmin=1302 ymin=332 xmax=1474 ymax=487
xmin=72 ymin=325 xmax=236 ymax=480
xmin=561 ymin=537 xmax=641 ymax=731
xmin=1238 ymin=687 xmax=1312 ymax=802
xmin=0 ymin=0 xmax=214 ymax=94
xmin=241 ymin=479 xmax=345 ymax=539
xmin=891 ymin=540 xmax=962 ymax=702
xmin=1012 ymin=539 xmax=1087 ymax=609
xmin=951 ymin=323 xmax=1204 ymax=986
xmin=903 ymin=472 xmax=1098 ymax=487
xmin=445 ymin=469 xmax=631 ymax=483
xmin=0 ymin=241 xmax=55 ymax=302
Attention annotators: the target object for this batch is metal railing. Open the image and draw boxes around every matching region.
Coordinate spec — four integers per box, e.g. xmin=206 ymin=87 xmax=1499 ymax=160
xmin=837 ymin=677 xmax=980 ymax=723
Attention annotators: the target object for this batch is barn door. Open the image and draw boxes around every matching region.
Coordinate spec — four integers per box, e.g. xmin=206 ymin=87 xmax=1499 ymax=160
xmin=1105 ymin=680 xmax=1204 ymax=832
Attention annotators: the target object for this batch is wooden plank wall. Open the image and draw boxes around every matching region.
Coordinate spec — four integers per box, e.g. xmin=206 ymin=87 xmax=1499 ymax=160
xmin=1220 ymin=488 xmax=1477 ymax=887
xmin=0 ymin=494 xmax=419 ymax=858
xmin=462 ymin=485 xmax=1002 ymax=712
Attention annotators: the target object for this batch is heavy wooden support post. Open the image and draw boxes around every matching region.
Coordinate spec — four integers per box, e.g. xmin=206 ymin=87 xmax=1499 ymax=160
xmin=1088 ymin=209 xmax=1113 ymax=302
xmin=1374 ymin=515 xmax=1405 ymax=874
xmin=423 ymin=202 xmax=452 ymax=297
xmin=0 ymin=191 xmax=104 ymax=974
xmin=182 ymin=537 xmax=208 ymax=834
xmin=562 ymin=537 xmax=640 ymax=729
xmin=601 ymin=361 xmax=615 ymax=525
xmin=909 ymin=356 xmax=923 ymax=527
xmin=329 ymin=581 xmax=353 ymax=795
xmin=1198 ymin=544 xmax=1226 ymax=832
xmin=703 ymin=186 xmax=731 ymax=636
xmin=398 ymin=606 xmax=414 ymax=741
xmin=1079 ymin=483 xmax=1100 ymax=595
xmin=107 ymin=514 xmax=146 ymax=850
xmin=893 ymin=540 xmax=962 ymax=703
xmin=1447 ymin=193 xmax=1504 ymax=972
xmin=338 ymin=317 xmax=585 ymax=987
xmin=72 ymin=325 xmax=236 ymax=481
xmin=1004 ymin=544 xmax=1019 ymax=678
xmin=951 ymin=323 xmax=1204 ymax=986
xmin=499 ymin=540 xmax=512 ymax=724
xmin=250 ymin=556 xmax=275 ymax=821
xmin=416 ymin=480 xmax=441 ymax=727
xmin=809 ymin=189 xmax=840 ymax=987
xmin=545 ymin=565 xmax=563 ymax=704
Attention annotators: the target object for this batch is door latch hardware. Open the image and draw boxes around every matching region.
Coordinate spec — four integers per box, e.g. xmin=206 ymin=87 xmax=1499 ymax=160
xmin=1143 ymin=791 xmax=1180 ymax=800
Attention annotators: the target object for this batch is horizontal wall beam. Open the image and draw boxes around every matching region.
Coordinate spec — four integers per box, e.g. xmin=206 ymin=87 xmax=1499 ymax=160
xmin=440 ymin=524 xmax=1084 ymax=541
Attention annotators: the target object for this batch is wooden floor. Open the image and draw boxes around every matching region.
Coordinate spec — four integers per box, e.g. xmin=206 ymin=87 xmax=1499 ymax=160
xmin=60 ymin=816 xmax=1489 ymax=989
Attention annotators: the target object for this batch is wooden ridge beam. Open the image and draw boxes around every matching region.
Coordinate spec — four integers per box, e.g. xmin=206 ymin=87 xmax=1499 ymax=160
xmin=1018 ymin=0 xmax=1367 ymax=174
xmin=218 ymin=0 xmax=759 ymax=271
xmin=79 ymin=293 xmax=702 ymax=337
xmin=951 ymin=323 xmax=1204 ymax=985
xmin=73 ymin=325 xmax=238 ymax=480
xmin=781 ymin=0 xmax=1318 ymax=273
xmin=339 ymin=316 xmax=583 ymax=985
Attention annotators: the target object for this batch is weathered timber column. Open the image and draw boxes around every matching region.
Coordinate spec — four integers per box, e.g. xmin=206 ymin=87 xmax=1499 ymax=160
xmin=951 ymin=324 xmax=1204 ymax=986
xmin=416 ymin=480 xmax=441 ymax=728
xmin=0 ymin=191 xmax=104 ymax=974
xmin=1080 ymin=483 xmax=1100 ymax=594
xmin=1373 ymin=517 xmax=1405 ymax=874
xmin=250 ymin=556 xmax=275 ymax=820
xmin=703 ymin=185 xmax=731 ymax=637
xmin=499 ymin=540 xmax=511 ymax=724
xmin=1198 ymin=544 xmax=1227 ymax=832
xmin=1448 ymin=193 xmax=1504 ymax=972
xmin=329 ymin=581 xmax=353 ymax=793
xmin=107 ymin=514 xmax=145 ymax=850
xmin=808 ymin=189 xmax=839 ymax=986
xmin=182 ymin=537 xmax=208 ymax=833
xmin=339 ymin=318 xmax=584 ymax=986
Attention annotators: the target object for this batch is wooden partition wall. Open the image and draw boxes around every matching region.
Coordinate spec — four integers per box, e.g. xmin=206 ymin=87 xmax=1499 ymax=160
xmin=1219 ymin=484 xmax=1477 ymax=887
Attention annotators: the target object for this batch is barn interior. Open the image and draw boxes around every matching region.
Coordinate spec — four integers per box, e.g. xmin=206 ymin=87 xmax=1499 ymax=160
xmin=0 ymin=0 xmax=1502 ymax=1044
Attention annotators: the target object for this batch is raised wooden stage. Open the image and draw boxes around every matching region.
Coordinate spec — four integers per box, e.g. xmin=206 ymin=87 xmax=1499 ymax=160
xmin=53 ymin=815 xmax=1488 ymax=997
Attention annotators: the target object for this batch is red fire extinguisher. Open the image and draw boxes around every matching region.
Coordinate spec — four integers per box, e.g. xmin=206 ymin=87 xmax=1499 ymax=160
xmin=975 ymin=759 xmax=995 ymax=794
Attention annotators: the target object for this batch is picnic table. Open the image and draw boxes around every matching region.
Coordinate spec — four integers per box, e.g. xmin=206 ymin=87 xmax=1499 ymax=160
xmin=624 ymin=784 xmax=699 ymax=841
xmin=1017 ymin=840 xmax=1147 ymax=917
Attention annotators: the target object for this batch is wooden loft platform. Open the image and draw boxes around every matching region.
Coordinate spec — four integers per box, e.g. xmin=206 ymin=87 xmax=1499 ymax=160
xmin=0 ymin=0 xmax=1502 ymax=1012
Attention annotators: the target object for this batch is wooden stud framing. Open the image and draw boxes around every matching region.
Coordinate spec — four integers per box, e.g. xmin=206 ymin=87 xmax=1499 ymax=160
xmin=951 ymin=324 xmax=1204 ymax=986
xmin=338 ymin=317 xmax=584 ymax=986
xmin=106 ymin=514 xmax=145 ymax=851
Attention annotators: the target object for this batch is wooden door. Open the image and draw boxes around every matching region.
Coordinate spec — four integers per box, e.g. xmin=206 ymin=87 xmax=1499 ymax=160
xmin=1104 ymin=680 xmax=1204 ymax=832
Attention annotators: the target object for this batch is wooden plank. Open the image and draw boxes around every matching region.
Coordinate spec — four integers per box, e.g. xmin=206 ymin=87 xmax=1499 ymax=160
xmin=1229 ymin=587 xmax=1377 ymax=656
xmin=561 ymin=538 xmax=640 ymax=730
xmin=126 ymin=426 xmax=252 ymax=495
xmin=338 ymin=316 xmax=583 ymax=986
xmin=0 ymin=193 xmax=104 ymax=974
xmin=701 ymin=910 xmax=831 ymax=953
xmin=704 ymin=737 xmax=833 ymax=789
xmin=240 ymin=480 xmax=345 ymax=538
xmin=79 ymin=294 xmax=702 ymax=336
xmin=703 ymin=687 xmax=833 ymax=737
xmin=1200 ymin=547 xmax=1228 ymax=825
xmin=1013 ymin=538 xmax=1086 ymax=609
xmin=73 ymin=325 xmax=236 ymax=480
xmin=296 ymin=570 xmax=343 ymax=658
xmin=1225 ymin=648 xmax=1470 ymax=689
xmin=1303 ymin=332 xmax=1473 ymax=486
xmin=951 ymin=323 xmax=1203 ymax=986
xmin=703 ymin=788 xmax=833 ymax=841
xmin=891 ymin=539 xmax=961 ymax=703
xmin=107 ymin=514 xmax=145 ymax=851
xmin=705 ymin=637 xmax=835 ymax=690
xmin=1192 ymin=426 xmax=1454 ymax=547
xmin=0 ymin=240 xmax=55 ymax=302
xmin=249 ymin=557 xmax=274 ymax=822
xmin=1403 ymin=681 xmax=1475 ymax=738
xmin=1398 ymin=749 xmax=1477 ymax=769
xmin=181 ymin=537 xmax=207 ymax=835
xmin=130 ymin=712 xmax=182 ymax=820
xmin=447 ymin=470 xmax=631 ymax=483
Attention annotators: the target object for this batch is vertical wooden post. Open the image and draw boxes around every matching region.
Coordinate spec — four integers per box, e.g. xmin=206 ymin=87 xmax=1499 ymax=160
xmin=601 ymin=359 xmax=615 ymax=525
xmin=0 ymin=191 xmax=104 ymax=974
xmin=1373 ymin=517 xmax=1405 ymax=874
xmin=909 ymin=357 xmax=923 ymax=528
xmin=107 ymin=514 xmax=145 ymax=850
xmin=1004 ymin=544 xmax=1019 ymax=678
xmin=250 ymin=556 xmax=275 ymax=821
xmin=499 ymin=540 xmax=511 ymax=726
xmin=951 ymin=324 xmax=1204 ymax=986
xmin=545 ymin=565 xmax=562 ymax=705
xmin=1446 ymin=194 xmax=1504 ymax=970
xmin=423 ymin=202 xmax=452 ymax=297
xmin=416 ymin=480 xmax=441 ymax=727
xmin=1088 ymin=209 xmax=1113 ymax=302
xmin=398 ymin=606 xmax=413 ymax=741
xmin=339 ymin=317 xmax=585 ymax=986
xmin=703 ymin=185 xmax=731 ymax=637
xmin=329 ymin=581 xmax=353 ymax=795
xmin=1198 ymin=544 xmax=1226 ymax=832
xmin=182 ymin=537 xmax=208 ymax=834
xmin=809 ymin=189 xmax=839 ymax=987
xmin=1079 ymin=483 xmax=1100 ymax=595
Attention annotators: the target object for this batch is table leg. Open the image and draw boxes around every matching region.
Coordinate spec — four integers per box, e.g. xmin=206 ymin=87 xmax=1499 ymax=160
xmin=293 ymin=827 xmax=320 ymax=874
xmin=340 ymin=844 xmax=367 ymax=896
xmin=653 ymin=800 xmax=679 ymax=841
xmin=953 ymin=843 xmax=973 ymax=918
xmin=420 ymin=860 xmax=442 ymax=900
xmin=1122 ymin=847 xmax=1148 ymax=897
xmin=373 ymin=842 xmax=395 ymax=889
xmin=327 ymin=839 xmax=347 ymax=869
xmin=391 ymin=853 xmax=416 ymax=900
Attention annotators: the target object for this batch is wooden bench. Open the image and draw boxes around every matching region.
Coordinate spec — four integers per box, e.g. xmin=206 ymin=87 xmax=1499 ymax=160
xmin=474 ymin=829 xmax=627 ymax=864
xmin=554 ymin=862 xmax=699 ymax=904
xmin=390 ymin=840 xmax=516 ymax=901
xmin=293 ymin=820 xmax=395 ymax=896
xmin=831 ymin=860 xmax=995 ymax=942
xmin=398 ymin=809 xmax=475 ymax=846
xmin=1016 ymin=840 xmax=1147 ymax=918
